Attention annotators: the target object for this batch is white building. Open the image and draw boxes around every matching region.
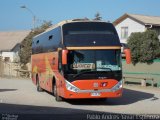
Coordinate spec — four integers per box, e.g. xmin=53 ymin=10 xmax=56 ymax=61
xmin=0 ymin=30 xmax=30 ymax=62
xmin=113 ymin=13 xmax=160 ymax=43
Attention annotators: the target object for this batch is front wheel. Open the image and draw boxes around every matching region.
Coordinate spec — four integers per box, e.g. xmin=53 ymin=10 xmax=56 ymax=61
xmin=53 ymin=84 xmax=62 ymax=102
xmin=99 ymin=98 xmax=107 ymax=101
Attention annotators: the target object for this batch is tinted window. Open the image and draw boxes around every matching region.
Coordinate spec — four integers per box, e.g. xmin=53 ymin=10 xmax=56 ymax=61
xmin=65 ymin=50 xmax=121 ymax=74
xmin=32 ymin=27 xmax=62 ymax=54
xmin=63 ymin=22 xmax=117 ymax=36
xmin=62 ymin=22 xmax=120 ymax=47
xmin=63 ymin=50 xmax=122 ymax=82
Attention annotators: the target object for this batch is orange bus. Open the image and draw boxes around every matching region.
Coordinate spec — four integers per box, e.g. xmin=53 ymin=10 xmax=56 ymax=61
xmin=32 ymin=19 xmax=131 ymax=101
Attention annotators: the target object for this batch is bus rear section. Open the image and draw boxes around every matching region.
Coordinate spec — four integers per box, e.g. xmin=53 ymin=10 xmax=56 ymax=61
xmin=31 ymin=20 xmax=131 ymax=101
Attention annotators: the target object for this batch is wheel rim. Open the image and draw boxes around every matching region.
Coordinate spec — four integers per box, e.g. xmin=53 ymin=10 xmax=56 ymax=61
xmin=54 ymin=84 xmax=57 ymax=96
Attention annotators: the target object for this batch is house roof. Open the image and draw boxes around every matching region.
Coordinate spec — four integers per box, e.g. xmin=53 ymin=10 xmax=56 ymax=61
xmin=113 ymin=13 xmax=160 ymax=26
xmin=0 ymin=30 xmax=30 ymax=52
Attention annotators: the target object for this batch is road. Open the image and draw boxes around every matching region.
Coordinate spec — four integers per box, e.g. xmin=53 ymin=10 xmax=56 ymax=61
xmin=0 ymin=78 xmax=160 ymax=120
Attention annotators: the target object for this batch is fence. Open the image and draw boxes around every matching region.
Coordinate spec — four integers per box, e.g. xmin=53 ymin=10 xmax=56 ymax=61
xmin=0 ymin=58 xmax=21 ymax=78
xmin=122 ymin=59 xmax=160 ymax=88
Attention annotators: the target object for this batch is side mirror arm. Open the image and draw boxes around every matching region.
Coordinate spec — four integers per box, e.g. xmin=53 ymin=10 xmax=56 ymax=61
xmin=124 ymin=49 xmax=131 ymax=64
xmin=62 ymin=50 xmax=68 ymax=65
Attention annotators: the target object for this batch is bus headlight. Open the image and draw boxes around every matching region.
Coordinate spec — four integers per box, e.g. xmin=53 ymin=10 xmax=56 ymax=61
xmin=65 ymin=80 xmax=80 ymax=92
xmin=111 ymin=80 xmax=123 ymax=92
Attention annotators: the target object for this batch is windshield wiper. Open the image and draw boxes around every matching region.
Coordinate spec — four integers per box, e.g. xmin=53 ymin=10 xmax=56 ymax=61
xmin=97 ymin=68 xmax=113 ymax=71
xmin=73 ymin=71 xmax=95 ymax=79
xmin=73 ymin=68 xmax=113 ymax=79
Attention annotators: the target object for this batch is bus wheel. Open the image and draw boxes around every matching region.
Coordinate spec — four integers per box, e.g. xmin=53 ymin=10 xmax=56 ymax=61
xmin=99 ymin=98 xmax=107 ymax=101
xmin=36 ymin=75 xmax=43 ymax=92
xmin=53 ymin=84 xmax=62 ymax=102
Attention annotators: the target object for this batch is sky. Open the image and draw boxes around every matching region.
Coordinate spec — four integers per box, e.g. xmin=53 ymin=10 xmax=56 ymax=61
xmin=0 ymin=0 xmax=160 ymax=31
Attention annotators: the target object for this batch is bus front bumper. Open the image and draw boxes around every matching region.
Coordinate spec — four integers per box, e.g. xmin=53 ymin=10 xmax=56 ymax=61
xmin=63 ymin=88 xmax=123 ymax=99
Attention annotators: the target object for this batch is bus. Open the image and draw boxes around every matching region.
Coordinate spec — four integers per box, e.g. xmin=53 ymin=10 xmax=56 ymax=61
xmin=32 ymin=19 xmax=131 ymax=101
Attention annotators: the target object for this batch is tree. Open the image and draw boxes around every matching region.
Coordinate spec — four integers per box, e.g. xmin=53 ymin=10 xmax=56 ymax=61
xmin=19 ymin=21 xmax=52 ymax=65
xmin=127 ymin=30 xmax=160 ymax=65
xmin=94 ymin=12 xmax=102 ymax=20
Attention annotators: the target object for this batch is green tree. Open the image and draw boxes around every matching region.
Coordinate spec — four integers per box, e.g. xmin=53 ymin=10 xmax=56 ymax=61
xmin=94 ymin=12 xmax=102 ymax=20
xmin=127 ymin=30 xmax=160 ymax=65
xmin=19 ymin=21 xmax=52 ymax=65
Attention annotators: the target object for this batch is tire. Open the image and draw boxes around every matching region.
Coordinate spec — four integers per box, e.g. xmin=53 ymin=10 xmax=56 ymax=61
xmin=99 ymin=98 xmax=107 ymax=101
xmin=53 ymin=83 xmax=62 ymax=102
xmin=36 ymin=75 xmax=43 ymax=92
xmin=93 ymin=98 xmax=107 ymax=101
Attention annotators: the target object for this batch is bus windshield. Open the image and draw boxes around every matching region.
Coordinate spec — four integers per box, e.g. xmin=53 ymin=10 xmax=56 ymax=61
xmin=64 ymin=50 xmax=122 ymax=81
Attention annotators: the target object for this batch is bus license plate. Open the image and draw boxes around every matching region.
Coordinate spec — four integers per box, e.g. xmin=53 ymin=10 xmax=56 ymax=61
xmin=91 ymin=92 xmax=101 ymax=96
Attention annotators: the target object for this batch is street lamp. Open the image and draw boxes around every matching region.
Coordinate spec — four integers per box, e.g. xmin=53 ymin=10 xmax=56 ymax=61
xmin=20 ymin=5 xmax=36 ymax=29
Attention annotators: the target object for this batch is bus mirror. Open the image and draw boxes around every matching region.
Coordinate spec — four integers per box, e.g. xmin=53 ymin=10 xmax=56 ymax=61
xmin=62 ymin=50 xmax=68 ymax=65
xmin=124 ymin=49 xmax=131 ymax=64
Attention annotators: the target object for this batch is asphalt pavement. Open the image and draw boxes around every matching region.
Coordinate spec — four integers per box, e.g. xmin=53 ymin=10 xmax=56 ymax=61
xmin=0 ymin=77 xmax=160 ymax=120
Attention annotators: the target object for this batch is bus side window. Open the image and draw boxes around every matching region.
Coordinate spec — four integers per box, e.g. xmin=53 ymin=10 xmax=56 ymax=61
xmin=49 ymin=35 xmax=53 ymax=40
xmin=36 ymin=40 xmax=39 ymax=44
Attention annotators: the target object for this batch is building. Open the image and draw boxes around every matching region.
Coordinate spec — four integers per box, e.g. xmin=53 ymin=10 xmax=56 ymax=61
xmin=0 ymin=30 xmax=30 ymax=62
xmin=113 ymin=13 xmax=160 ymax=43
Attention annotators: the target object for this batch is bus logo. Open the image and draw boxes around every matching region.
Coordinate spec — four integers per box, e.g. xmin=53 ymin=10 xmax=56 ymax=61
xmin=93 ymin=83 xmax=98 ymax=88
xmin=93 ymin=41 xmax=96 ymax=44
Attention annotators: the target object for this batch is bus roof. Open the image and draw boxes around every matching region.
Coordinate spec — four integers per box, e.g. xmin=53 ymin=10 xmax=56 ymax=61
xmin=34 ymin=19 xmax=110 ymax=38
xmin=46 ymin=19 xmax=109 ymax=31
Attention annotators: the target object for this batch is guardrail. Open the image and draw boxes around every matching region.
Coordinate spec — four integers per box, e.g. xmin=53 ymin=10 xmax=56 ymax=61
xmin=14 ymin=69 xmax=31 ymax=78
xmin=123 ymin=76 xmax=154 ymax=87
